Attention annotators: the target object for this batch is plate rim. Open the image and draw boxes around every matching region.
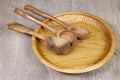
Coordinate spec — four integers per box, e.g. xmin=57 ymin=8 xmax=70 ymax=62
xmin=32 ymin=12 xmax=116 ymax=74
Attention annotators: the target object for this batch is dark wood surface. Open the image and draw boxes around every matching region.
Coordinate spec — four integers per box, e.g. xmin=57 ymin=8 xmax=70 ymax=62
xmin=0 ymin=0 xmax=120 ymax=80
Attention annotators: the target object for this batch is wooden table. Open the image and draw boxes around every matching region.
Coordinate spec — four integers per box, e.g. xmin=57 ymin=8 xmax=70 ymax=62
xmin=0 ymin=0 xmax=120 ymax=80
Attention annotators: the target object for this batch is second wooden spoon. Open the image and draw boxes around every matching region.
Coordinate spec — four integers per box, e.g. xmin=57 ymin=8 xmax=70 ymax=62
xmin=14 ymin=8 xmax=77 ymax=45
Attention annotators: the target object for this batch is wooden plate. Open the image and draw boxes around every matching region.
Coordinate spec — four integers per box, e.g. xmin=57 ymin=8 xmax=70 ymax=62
xmin=32 ymin=12 xmax=116 ymax=74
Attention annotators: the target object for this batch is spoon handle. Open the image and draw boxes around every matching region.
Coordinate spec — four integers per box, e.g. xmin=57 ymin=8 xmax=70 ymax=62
xmin=24 ymin=5 xmax=68 ymax=28
xmin=14 ymin=8 xmax=57 ymax=34
xmin=8 ymin=22 xmax=46 ymax=41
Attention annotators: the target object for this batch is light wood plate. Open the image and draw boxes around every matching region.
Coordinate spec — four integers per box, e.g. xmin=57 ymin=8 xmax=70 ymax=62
xmin=32 ymin=12 xmax=116 ymax=74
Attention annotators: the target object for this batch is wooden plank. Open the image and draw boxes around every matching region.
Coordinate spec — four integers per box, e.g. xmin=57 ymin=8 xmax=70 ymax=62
xmin=0 ymin=0 xmax=120 ymax=80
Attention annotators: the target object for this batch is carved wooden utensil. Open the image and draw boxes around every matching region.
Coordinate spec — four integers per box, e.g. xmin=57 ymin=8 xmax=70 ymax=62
xmin=14 ymin=8 xmax=77 ymax=45
xmin=24 ymin=5 xmax=89 ymax=39
xmin=8 ymin=22 xmax=71 ymax=55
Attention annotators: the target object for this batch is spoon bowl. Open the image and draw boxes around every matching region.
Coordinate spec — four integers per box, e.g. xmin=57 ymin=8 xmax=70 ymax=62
xmin=68 ymin=26 xmax=89 ymax=39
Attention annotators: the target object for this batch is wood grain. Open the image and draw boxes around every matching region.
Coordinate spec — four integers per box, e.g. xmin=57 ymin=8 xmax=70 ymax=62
xmin=0 ymin=0 xmax=120 ymax=80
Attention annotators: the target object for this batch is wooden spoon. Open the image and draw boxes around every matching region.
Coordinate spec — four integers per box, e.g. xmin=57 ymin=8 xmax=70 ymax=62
xmin=14 ymin=8 xmax=77 ymax=45
xmin=24 ymin=5 xmax=89 ymax=39
xmin=8 ymin=22 xmax=71 ymax=55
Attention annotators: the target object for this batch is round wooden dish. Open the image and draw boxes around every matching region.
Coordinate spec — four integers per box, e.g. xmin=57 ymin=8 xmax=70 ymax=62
xmin=32 ymin=12 xmax=116 ymax=74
